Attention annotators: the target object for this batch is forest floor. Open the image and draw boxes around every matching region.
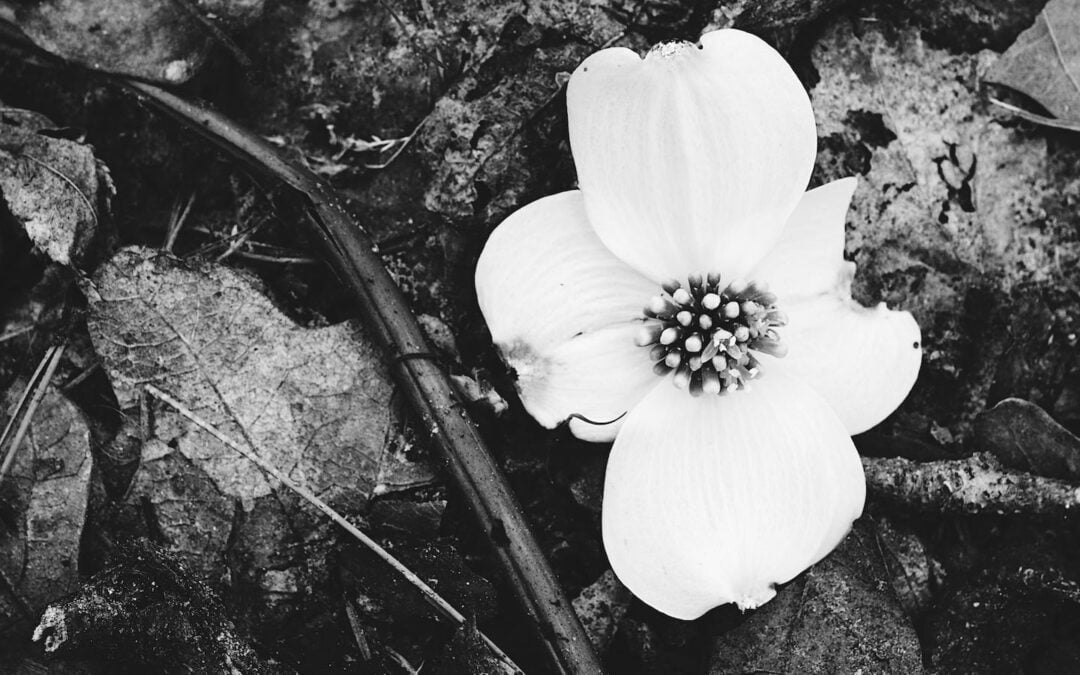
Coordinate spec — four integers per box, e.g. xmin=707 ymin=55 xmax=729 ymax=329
xmin=2 ymin=0 xmax=1080 ymax=673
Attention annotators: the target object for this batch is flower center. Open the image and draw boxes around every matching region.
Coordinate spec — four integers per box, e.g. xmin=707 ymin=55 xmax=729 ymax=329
xmin=635 ymin=273 xmax=787 ymax=395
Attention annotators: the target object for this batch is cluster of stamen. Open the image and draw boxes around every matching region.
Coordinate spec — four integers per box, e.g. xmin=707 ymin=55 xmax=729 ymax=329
xmin=635 ymin=273 xmax=787 ymax=395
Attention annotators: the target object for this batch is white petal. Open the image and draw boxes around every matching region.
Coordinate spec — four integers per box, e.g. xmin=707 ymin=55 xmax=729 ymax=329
xmin=749 ymin=177 xmax=857 ymax=301
xmin=514 ymin=326 xmax=662 ymax=442
xmin=776 ymin=276 xmax=923 ymax=435
xmin=566 ymin=29 xmax=817 ymax=283
xmin=475 ymin=191 xmax=660 ymax=440
xmin=602 ymin=372 xmax=865 ymax=619
xmin=476 ymin=190 xmax=656 ymax=350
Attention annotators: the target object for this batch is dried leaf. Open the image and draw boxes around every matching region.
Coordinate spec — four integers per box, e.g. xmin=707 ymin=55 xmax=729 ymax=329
xmin=976 ymin=398 xmax=1080 ymax=480
xmin=0 ymin=383 xmax=93 ymax=625
xmin=875 ymin=517 xmax=943 ymax=616
xmin=708 ymin=523 xmax=924 ymax=674
xmin=990 ymin=397 xmax=1080 ymax=462
xmin=0 ymin=107 xmax=108 ymax=268
xmin=811 ymin=22 xmax=1080 ymax=429
xmin=83 ymin=246 xmax=439 ymax=614
xmin=13 ymin=0 xmax=214 ymax=83
xmin=986 ymin=0 xmax=1080 ymax=122
xmin=84 ymin=247 xmax=435 ymax=510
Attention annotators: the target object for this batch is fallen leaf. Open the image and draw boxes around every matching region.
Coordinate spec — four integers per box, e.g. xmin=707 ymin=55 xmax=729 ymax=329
xmin=0 ymin=106 xmax=109 ymax=268
xmin=985 ymin=0 xmax=1080 ymax=123
xmin=82 ymin=246 xmax=440 ymax=641
xmin=875 ymin=517 xmax=944 ymax=616
xmin=708 ymin=522 xmax=924 ymax=674
xmin=13 ymin=0 xmax=214 ymax=83
xmin=976 ymin=397 xmax=1080 ymax=480
xmin=0 ymin=382 xmax=93 ymax=628
xmin=811 ymin=21 xmax=1080 ymax=431
xmin=84 ymin=246 xmax=434 ymax=511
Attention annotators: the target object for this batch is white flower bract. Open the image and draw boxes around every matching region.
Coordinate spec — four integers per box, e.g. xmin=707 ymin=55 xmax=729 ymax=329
xmin=474 ymin=29 xmax=922 ymax=619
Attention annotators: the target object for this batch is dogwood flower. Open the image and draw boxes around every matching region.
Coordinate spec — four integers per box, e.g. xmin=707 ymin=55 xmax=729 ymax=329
xmin=474 ymin=29 xmax=922 ymax=619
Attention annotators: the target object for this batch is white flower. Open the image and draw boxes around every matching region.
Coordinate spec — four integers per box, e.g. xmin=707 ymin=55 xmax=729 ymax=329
xmin=474 ymin=29 xmax=922 ymax=619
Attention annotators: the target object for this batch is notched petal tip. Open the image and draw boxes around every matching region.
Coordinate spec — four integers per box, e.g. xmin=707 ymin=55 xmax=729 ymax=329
xmin=780 ymin=289 xmax=923 ymax=436
xmin=736 ymin=585 xmax=777 ymax=612
xmin=602 ymin=373 xmax=865 ymax=619
xmin=567 ymin=28 xmax=818 ymax=283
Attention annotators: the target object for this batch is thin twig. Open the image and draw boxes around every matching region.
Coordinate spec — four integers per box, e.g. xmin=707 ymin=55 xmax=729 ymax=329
xmin=0 ymin=348 xmax=53 ymax=457
xmin=228 ymin=250 xmax=319 ymax=265
xmin=990 ymin=97 xmax=1080 ymax=132
xmin=144 ymin=384 xmax=522 ymax=675
xmin=0 ymin=344 xmax=66 ymax=482
xmin=163 ymin=192 xmax=196 ymax=253
xmin=0 ymin=325 xmax=35 ymax=344
xmin=214 ymin=226 xmax=254 ymax=263
xmin=343 ymin=596 xmax=373 ymax=661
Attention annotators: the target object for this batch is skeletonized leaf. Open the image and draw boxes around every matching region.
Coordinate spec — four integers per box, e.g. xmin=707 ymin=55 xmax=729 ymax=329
xmin=986 ymin=0 xmax=1080 ymax=123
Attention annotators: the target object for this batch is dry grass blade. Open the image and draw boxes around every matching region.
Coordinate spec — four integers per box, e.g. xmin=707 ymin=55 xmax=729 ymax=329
xmin=163 ymin=192 xmax=196 ymax=252
xmin=0 ymin=344 xmax=66 ymax=482
xmin=991 ymin=96 xmax=1080 ymax=132
xmin=144 ymin=384 xmax=523 ymax=675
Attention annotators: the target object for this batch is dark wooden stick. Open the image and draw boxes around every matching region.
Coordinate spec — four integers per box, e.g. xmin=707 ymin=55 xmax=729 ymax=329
xmin=118 ymin=80 xmax=603 ymax=674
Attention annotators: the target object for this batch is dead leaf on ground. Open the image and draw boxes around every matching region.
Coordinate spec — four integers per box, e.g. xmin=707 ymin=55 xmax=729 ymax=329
xmin=82 ymin=246 xmax=440 ymax=638
xmin=84 ymin=246 xmax=434 ymax=511
xmin=12 ymin=0 xmax=223 ymax=83
xmin=811 ymin=21 xmax=1080 ymax=432
xmin=985 ymin=0 xmax=1080 ymax=126
xmin=875 ymin=517 xmax=944 ymax=616
xmin=0 ymin=382 xmax=93 ymax=631
xmin=709 ymin=521 xmax=924 ymax=674
xmin=0 ymin=105 xmax=110 ymax=268
xmin=975 ymin=398 xmax=1080 ymax=480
